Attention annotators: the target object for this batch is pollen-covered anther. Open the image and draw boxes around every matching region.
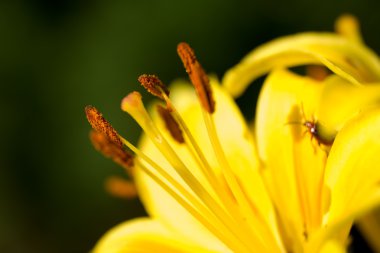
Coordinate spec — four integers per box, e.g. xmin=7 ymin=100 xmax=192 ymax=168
xmin=177 ymin=42 xmax=215 ymax=113
xmin=105 ymin=176 xmax=137 ymax=199
xmin=138 ymin=74 xmax=170 ymax=100
xmin=157 ymin=105 xmax=185 ymax=144
xmin=85 ymin=105 xmax=123 ymax=148
xmin=89 ymin=130 xmax=134 ymax=171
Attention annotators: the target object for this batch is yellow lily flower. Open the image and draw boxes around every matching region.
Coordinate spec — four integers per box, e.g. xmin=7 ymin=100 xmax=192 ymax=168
xmin=86 ymin=16 xmax=380 ymax=253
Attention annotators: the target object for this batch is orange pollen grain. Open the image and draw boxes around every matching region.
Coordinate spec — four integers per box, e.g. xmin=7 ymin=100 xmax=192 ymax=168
xmin=85 ymin=105 xmax=123 ymax=148
xmin=177 ymin=42 xmax=215 ymax=113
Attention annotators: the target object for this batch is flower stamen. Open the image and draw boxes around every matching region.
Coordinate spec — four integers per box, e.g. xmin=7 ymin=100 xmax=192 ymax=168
xmin=89 ymin=130 xmax=134 ymax=171
xmin=157 ymin=89 xmax=226 ymax=194
xmin=203 ymin=110 xmax=276 ymax=246
xmin=85 ymin=105 xmax=123 ymax=148
xmin=121 ymin=92 xmax=235 ymax=218
xmin=138 ymin=74 xmax=170 ymax=100
xmin=135 ymin=160 xmax=253 ymax=253
xmin=138 ymin=75 xmax=223 ymax=198
xmin=118 ymin=134 xmax=256 ymax=252
xmin=83 ymin=105 xmax=230 ymax=238
xmin=176 ymin=43 xmax=282 ymax=251
xmin=157 ymin=87 xmax=267 ymax=238
xmin=121 ymin=89 xmax=270 ymax=251
xmin=177 ymin=42 xmax=215 ymax=113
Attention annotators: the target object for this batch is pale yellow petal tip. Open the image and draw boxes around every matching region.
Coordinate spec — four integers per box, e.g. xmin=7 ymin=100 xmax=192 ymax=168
xmin=222 ymin=67 xmax=245 ymax=98
xmin=335 ymin=14 xmax=362 ymax=43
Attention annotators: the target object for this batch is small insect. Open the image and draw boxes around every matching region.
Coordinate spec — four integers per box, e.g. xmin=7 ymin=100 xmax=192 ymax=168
xmin=286 ymin=104 xmax=334 ymax=147
xmin=302 ymin=118 xmax=334 ymax=146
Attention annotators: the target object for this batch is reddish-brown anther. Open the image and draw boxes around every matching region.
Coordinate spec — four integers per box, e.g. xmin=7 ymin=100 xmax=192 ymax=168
xmin=85 ymin=105 xmax=123 ymax=148
xmin=157 ymin=105 xmax=185 ymax=144
xmin=89 ymin=130 xmax=134 ymax=171
xmin=138 ymin=74 xmax=170 ymax=100
xmin=177 ymin=42 xmax=215 ymax=113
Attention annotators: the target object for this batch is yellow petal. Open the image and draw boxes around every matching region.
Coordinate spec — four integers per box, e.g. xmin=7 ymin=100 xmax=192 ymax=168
xmin=307 ymin=190 xmax=380 ymax=253
xmin=325 ymin=107 xmax=380 ymax=221
xmin=93 ymin=218 xmax=211 ymax=253
xmin=266 ymin=123 xmax=327 ymax=250
xmin=316 ymin=75 xmax=380 ymax=141
xmin=256 ymin=69 xmax=323 ymax=162
xmin=223 ymin=33 xmax=380 ymax=97
xmin=318 ymin=240 xmax=347 ymax=253
xmin=264 ymin=117 xmax=329 ymax=251
xmin=310 ymin=107 xmax=380 ymax=249
xmin=256 ymin=69 xmax=329 ymax=251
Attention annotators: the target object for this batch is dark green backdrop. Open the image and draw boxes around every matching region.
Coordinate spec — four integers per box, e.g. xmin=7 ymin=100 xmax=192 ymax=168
xmin=1 ymin=0 xmax=380 ymax=252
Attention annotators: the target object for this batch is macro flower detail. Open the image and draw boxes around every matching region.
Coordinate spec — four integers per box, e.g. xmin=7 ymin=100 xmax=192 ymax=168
xmin=86 ymin=15 xmax=380 ymax=253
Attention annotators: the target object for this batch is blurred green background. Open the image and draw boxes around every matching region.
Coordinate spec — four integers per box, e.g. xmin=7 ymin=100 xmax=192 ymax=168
xmin=1 ymin=0 xmax=380 ymax=252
